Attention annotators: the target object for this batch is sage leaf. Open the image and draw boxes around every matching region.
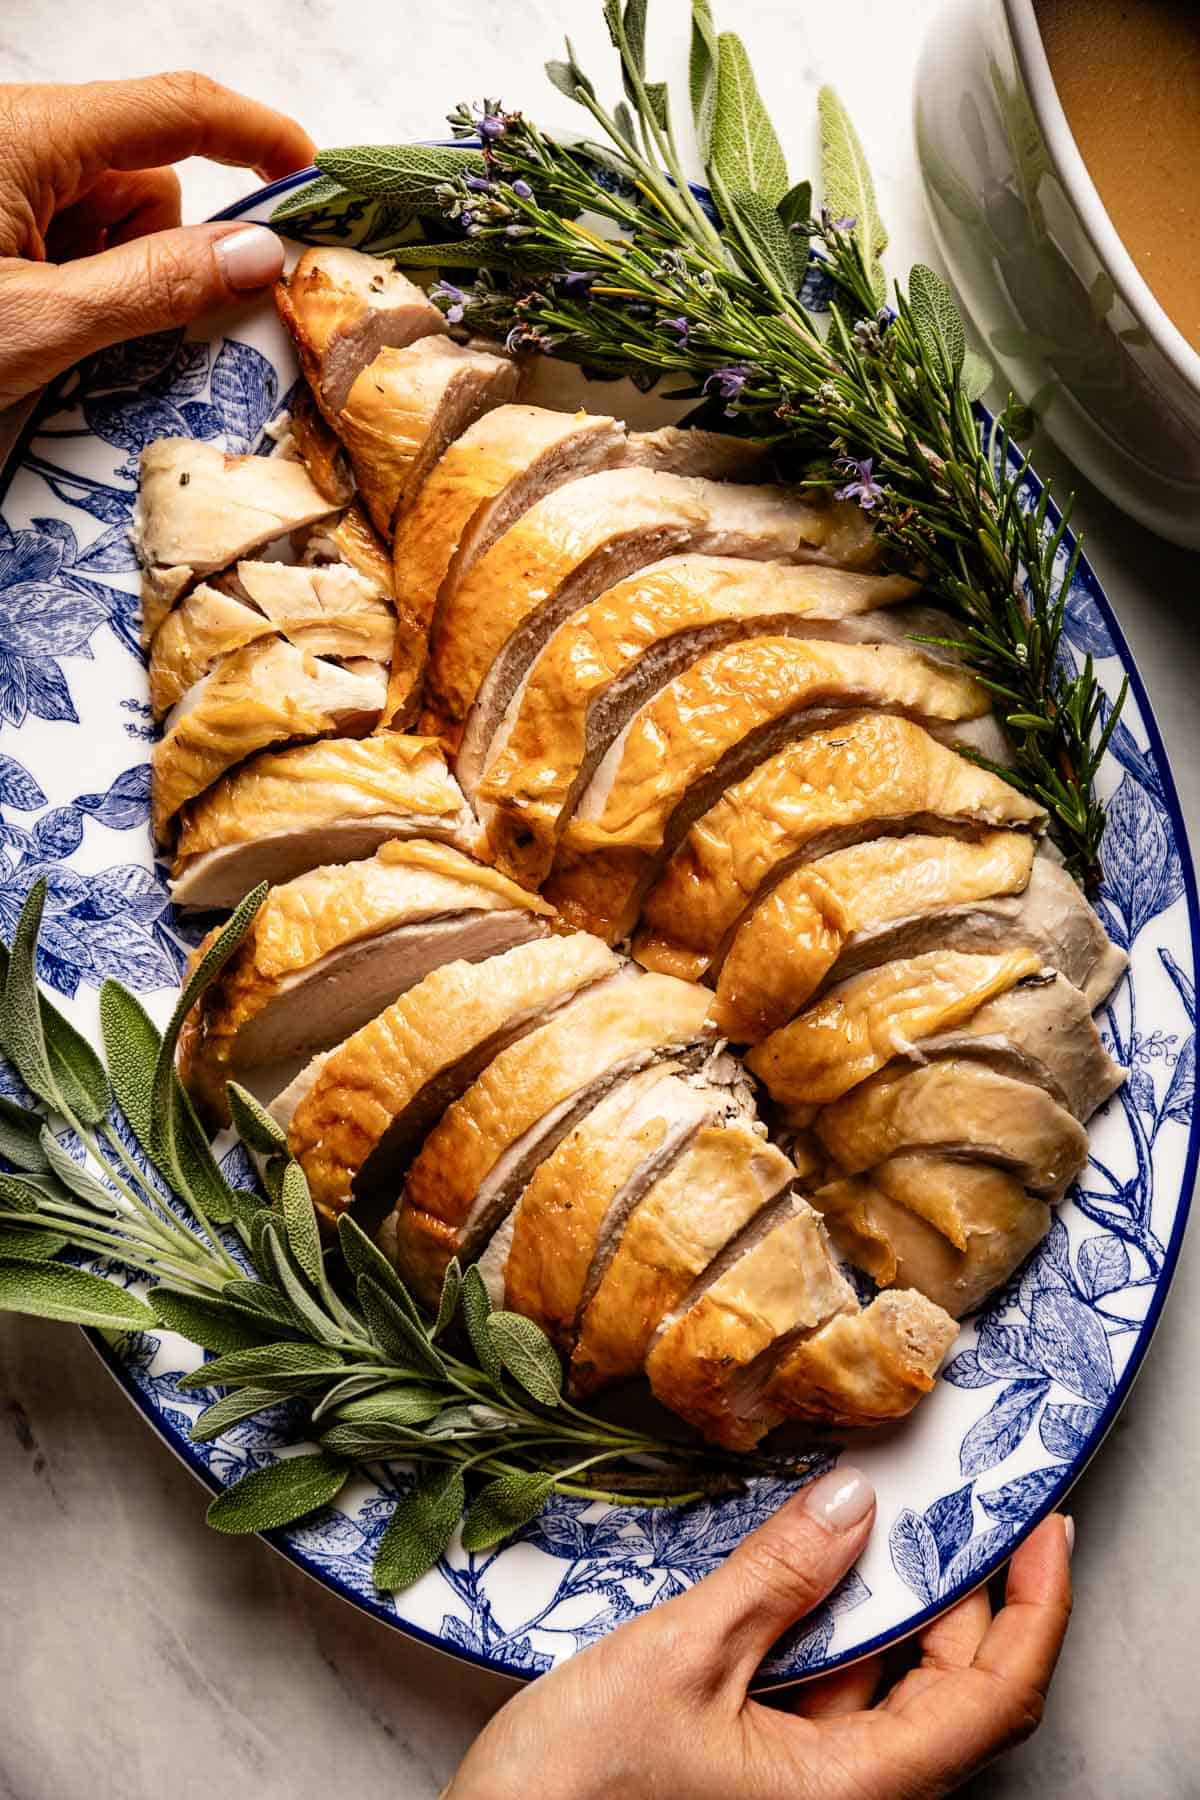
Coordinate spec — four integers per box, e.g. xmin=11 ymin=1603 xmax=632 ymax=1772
xmin=0 ymin=1173 xmax=40 ymax=1213
xmin=315 ymin=144 xmax=484 ymax=206
xmin=190 ymin=1386 xmax=285 ymax=1443
xmin=39 ymin=1126 xmax=118 ymax=1213
xmin=337 ymin=1214 xmax=423 ymax=1324
xmin=0 ymin=1260 xmax=155 ymax=1329
xmin=319 ymin=1419 xmax=440 ymax=1457
xmin=270 ymin=172 xmax=353 ymax=223
xmin=328 ymin=1386 xmax=447 ymax=1428
xmin=1 ymin=882 xmax=60 ymax=1110
xmin=260 ymin=1221 xmax=347 ymax=1348
xmin=41 ymin=990 xmax=112 ymax=1126
xmin=460 ymin=1471 xmax=556 ymax=1552
xmin=432 ymin=1257 xmax=462 ymax=1339
xmin=0 ymin=1095 xmax=50 ymax=1173
xmin=310 ymin=1371 xmax=392 ymax=1421
xmin=777 ymin=178 xmax=812 ymax=278
xmin=373 ymin=1465 xmax=465 ymax=1590
xmin=179 ymin=1340 xmax=345 ymax=1394
xmin=486 ymin=1312 xmax=563 ymax=1406
xmin=423 ymin=1403 xmax=505 ymax=1440
xmin=546 ymin=38 xmax=597 ymax=104
xmin=99 ymin=981 xmax=160 ymax=1158
xmin=392 ymin=238 xmax=549 ymax=271
xmin=961 ymin=346 xmax=993 ymax=401
xmin=909 ymin=263 xmax=966 ymax=380
xmin=278 ymin=1161 xmax=324 ymax=1291
xmin=0 ymin=1226 xmax=67 ymax=1262
xmin=172 ymin=1086 xmax=239 ymax=1227
xmin=226 ymin=1082 xmax=287 ymax=1156
xmin=461 ymin=1265 xmax=500 ymax=1381
xmin=221 ymin=1278 xmax=304 ymax=1336
xmin=818 ymin=86 xmax=889 ymax=302
xmin=689 ymin=0 xmax=718 ymax=158
xmin=151 ymin=1290 xmax=274 ymax=1355
xmin=710 ymin=32 xmax=788 ymax=206
xmin=358 ymin=1275 xmax=445 ymax=1376
xmin=724 ymin=182 xmax=798 ymax=294
xmin=206 ymin=1451 xmax=349 ymax=1535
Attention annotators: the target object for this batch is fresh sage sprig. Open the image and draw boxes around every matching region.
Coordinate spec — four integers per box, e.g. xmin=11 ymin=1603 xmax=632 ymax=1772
xmin=0 ymin=884 xmax=809 ymax=1588
xmin=271 ymin=0 xmax=1122 ymax=885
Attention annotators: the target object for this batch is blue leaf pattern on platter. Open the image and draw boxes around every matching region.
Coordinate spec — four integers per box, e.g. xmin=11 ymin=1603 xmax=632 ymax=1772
xmin=3 ymin=280 xmax=1192 ymax=1685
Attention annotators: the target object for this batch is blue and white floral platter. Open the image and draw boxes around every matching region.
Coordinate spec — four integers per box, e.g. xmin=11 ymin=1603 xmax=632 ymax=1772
xmin=0 ymin=172 xmax=1194 ymax=1686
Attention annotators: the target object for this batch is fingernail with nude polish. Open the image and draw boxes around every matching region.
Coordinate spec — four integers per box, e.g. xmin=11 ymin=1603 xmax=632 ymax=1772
xmin=216 ymin=225 xmax=285 ymax=291
xmin=1063 ymin=1515 xmax=1076 ymax=1559
xmin=802 ymin=1465 xmax=875 ymax=1533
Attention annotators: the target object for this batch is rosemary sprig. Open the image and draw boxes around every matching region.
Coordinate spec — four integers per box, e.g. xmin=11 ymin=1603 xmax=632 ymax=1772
xmin=0 ymin=884 xmax=809 ymax=1586
xmin=275 ymin=0 xmax=1122 ymax=885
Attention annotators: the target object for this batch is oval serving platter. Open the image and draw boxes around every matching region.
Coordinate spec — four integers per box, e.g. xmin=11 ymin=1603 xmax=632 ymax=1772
xmin=0 ymin=170 xmax=1195 ymax=1686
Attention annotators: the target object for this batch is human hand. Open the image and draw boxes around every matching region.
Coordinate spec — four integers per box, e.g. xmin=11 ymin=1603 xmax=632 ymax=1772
xmin=448 ymin=1469 xmax=1073 ymax=1800
xmin=0 ymin=74 xmax=314 ymax=409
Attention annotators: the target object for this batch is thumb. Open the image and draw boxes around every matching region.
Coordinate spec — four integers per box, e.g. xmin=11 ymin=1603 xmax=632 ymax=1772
xmin=0 ymin=222 xmax=283 ymax=401
xmin=673 ymin=1465 xmax=876 ymax=1691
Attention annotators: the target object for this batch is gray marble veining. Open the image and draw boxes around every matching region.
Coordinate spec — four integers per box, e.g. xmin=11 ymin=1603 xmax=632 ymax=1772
xmin=1 ymin=3 xmax=1198 ymax=1794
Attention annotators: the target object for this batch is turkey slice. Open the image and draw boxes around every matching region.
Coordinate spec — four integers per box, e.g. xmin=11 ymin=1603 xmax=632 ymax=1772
xmin=746 ymin=947 xmax=1043 ymax=1112
xmin=151 ymin=638 xmax=385 ymax=843
xmin=287 ymin=933 xmax=617 ymax=1227
xmin=148 ymin=563 xmax=395 ymax=717
xmin=274 ymin=245 xmax=447 ymax=419
xmin=633 ymin=712 xmax=1047 ymax=980
xmin=544 ymin=642 xmax=989 ymax=943
xmin=420 ymin=465 xmax=880 ymax=764
xmin=337 ymin=336 xmax=518 ymax=537
xmin=815 ymin=1059 xmax=1090 ymax=1197
xmin=176 ymin=838 xmax=554 ymax=1127
xmin=570 ymin=1121 xmax=799 ymax=1398
xmin=170 ymin=734 xmax=472 ymax=908
xmin=133 ymin=440 xmax=339 ymax=643
xmin=393 ymin=970 xmax=715 ymax=1306
xmin=810 ymin=1159 xmax=1050 ymax=1318
xmin=490 ymin=1066 xmax=715 ymax=1335
xmin=303 ymin=500 xmax=394 ymax=596
xmin=911 ymin=971 xmax=1126 ymax=1121
xmin=712 ymin=832 xmax=1036 ymax=1040
xmin=478 ymin=556 xmax=920 ymax=885
xmin=644 ymin=1192 xmax=956 ymax=1447
xmin=289 ymin=386 xmax=355 ymax=505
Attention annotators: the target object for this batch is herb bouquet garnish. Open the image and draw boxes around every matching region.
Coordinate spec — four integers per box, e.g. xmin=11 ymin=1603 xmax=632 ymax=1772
xmin=274 ymin=0 xmax=1123 ymax=886
xmin=0 ymin=882 xmax=805 ymax=1587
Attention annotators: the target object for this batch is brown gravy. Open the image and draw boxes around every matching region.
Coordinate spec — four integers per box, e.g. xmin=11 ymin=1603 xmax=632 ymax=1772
xmin=1035 ymin=0 xmax=1200 ymax=353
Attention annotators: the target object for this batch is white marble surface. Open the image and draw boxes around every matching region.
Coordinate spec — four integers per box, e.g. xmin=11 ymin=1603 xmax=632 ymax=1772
xmin=1 ymin=2 xmax=1198 ymax=1795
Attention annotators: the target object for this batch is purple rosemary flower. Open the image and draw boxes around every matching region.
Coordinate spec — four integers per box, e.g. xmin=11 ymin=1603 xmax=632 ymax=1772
xmin=465 ymin=174 xmax=495 ymax=193
xmin=510 ymin=178 xmax=533 ymax=199
xmin=432 ymin=281 xmax=467 ymax=325
xmin=479 ymin=110 xmax=507 ymax=143
xmin=703 ymin=364 xmax=753 ymax=414
xmin=460 ymin=209 xmax=475 ymax=228
xmin=877 ymin=305 xmax=897 ymax=330
xmin=834 ymin=456 xmax=884 ymax=510
xmin=659 ymin=316 xmax=691 ymax=346
xmin=555 ymin=269 xmax=595 ymax=294
xmin=505 ymin=223 xmax=532 ymax=238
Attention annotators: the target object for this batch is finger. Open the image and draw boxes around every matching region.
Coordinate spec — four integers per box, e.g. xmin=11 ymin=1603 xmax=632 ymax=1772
xmin=0 ymin=222 xmax=283 ymax=403
xmin=885 ymin=1515 xmax=1073 ymax=1787
xmin=879 ymin=1582 xmax=992 ymax=1712
xmin=45 ymin=169 xmax=182 ymax=261
xmin=19 ymin=73 xmax=314 ymax=200
xmin=669 ymin=1465 xmax=875 ymax=1691
xmin=786 ymin=1652 xmax=884 ymax=1718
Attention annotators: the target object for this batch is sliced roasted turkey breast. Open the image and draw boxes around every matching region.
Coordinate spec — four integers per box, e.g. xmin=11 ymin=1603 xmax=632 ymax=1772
xmin=746 ymin=947 xmax=1044 ymax=1113
xmin=151 ymin=639 xmax=386 ymax=843
xmin=815 ymin=1058 xmax=1090 ymax=1197
xmin=420 ymin=466 xmax=880 ymax=764
xmin=287 ymin=933 xmax=617 ymax=1227
xmin=810 ymin=1159 xmax=1050 ymax=1318
xmin=712 ymin=831 xmax=1036 ymax=1040
xmin=624 ymin=425 xmax=769 ymax=480
xmin=133 ymin=440 xmax=340 ymax=643
xmin=289 ymin=386 xmax=356 ymax=506
xmin=148 ymin=563 xmax=395 ymax=716
xmin=337 ymin=337 xmax=519 ymax=537
xmin=170 ymin=734 xmax=471 ymax=908
xmin=763 ymin=1290 xmax=959 ymax=1435
xmin=177 ymin=838 xmax=555 ymax=1127
xmin=544 ymin=643 xmax=990 ymax=943
xmin=490 ymin=1065 xmax=716 ymax=1334
xmin=912 ymin=971 xmax=1126 ymax=1121
xmin=477 ymin=556 xmax=921 ymax=884
xmin=633 ymin=712 xmax=1047 ymax=980
xmin=570 ymin=1122 xmax=797 ymax=1398
xmin=392 ymin=969 xmax=714 ymax=1305
xmin=302 ymin=499 xmax=394 ymax=596
xmin=274 ymin=246 xmax=447 ymax=420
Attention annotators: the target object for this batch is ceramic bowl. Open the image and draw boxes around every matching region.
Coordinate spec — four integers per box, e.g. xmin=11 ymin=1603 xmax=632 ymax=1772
xmin=914 ymin=0 xmax=1200 ymax=548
